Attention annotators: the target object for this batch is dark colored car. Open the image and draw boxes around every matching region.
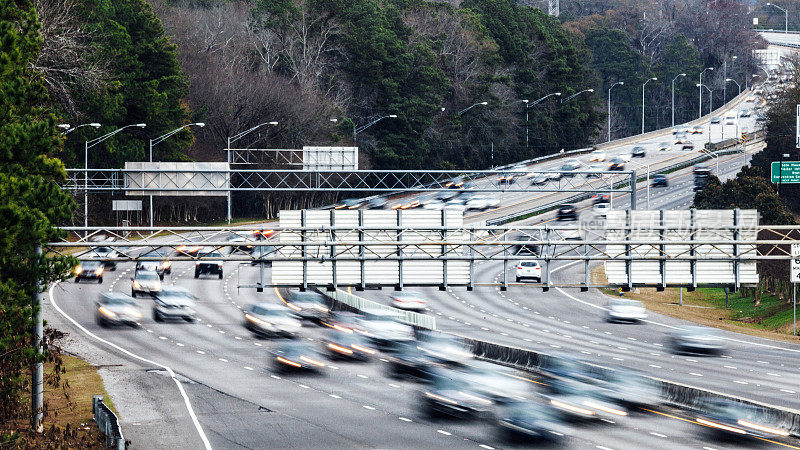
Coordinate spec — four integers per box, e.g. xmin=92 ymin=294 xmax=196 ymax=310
xmin=88 ymin=246 xmax=118 ymax=271
xmin=194 ymin=250 xmax=223 ymax=279
xmin=272 ymin=341 xmax=327 ymax=373
xmin=75 ymin=260 xmax=104 ymax=283
xmin=322 ymin=329 xmax=377 ymax=361
xmin=384 ymin=341 xmax=435 ymax=380
xmin=153 ymin=287 xmax=197 ymax=323
xmin=651 ymin=174 xmax=668 ymax=187
xmin=695 ymin=399 xmax=790 ymax=439
xmin=496 ymin=401 xmax=569 ymax=442
xmin=420 ymin=369 xmax=492 ymax=419
xmin=335 ymin=198 xmax=364 ymax=210
xmin=367 ymin=196 xmax=388 ymax=209
xmin=631 ymin=146 xmax=646 ymax=158
xmin=592 ymin=194 xmax=610 ymax=205
xmin=559 ymin=160 xmax=581 ymax=178
xmin=608 ymin=157 xmax=625 ymax=171
xmin=285 ymin=291 xmax=330 ymax=322
xmin=95 ymin=292 xmax=141 ymax=327
xmin=556 ymin=204 xmax=578 ymax=221
xmin=497 ymin=173 xmax=516 ymax=185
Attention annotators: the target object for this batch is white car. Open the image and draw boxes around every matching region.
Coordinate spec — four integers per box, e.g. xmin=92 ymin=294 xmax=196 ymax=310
xmin=131 ymin=270 xmax=162 ymax=297
xmin=465 ymin=196 xmax=500 ymax=210
xmin=605 ymin=298 xmax=647 ymax=323
xmin=593 ymin=202 xmax=611 ymax=217
xmin=389 ymin=291 xmax=427 ymax=311
xmin=515 ymin=261 xmax=542 ymax=283
xmin=724 ymin=114 xmax=737 ymax=125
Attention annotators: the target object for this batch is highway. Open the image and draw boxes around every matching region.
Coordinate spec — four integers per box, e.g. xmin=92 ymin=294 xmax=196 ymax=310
xmin=45 ymin=78 xmax=800 ymax=449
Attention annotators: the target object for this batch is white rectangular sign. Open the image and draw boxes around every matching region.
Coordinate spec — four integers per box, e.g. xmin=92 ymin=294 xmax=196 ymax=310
xmin=112 ymin=200 xmax=142 ymax=211
xmin=791 ymin=244 xmax=800 ymax=283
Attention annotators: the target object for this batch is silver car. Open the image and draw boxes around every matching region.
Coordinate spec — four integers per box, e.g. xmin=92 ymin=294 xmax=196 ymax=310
xmin=95 ymin=292 xmax=142 ymax=327
xmin=153 ymin=287 xmax=196 ymax=322
xmin=668 ymin=326 xmax=726 ymax=356
xmin=243 ymin=303 xmax=302 ymax=337
xmin=132 ymin=270 xmax=162 ymax=297
xmin=605 ymin=298 xmax=647 ymax=323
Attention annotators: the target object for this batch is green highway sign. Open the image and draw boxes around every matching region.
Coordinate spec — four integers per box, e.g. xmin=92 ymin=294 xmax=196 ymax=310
xmin=771 ymin=161 xmax=800 ymax=183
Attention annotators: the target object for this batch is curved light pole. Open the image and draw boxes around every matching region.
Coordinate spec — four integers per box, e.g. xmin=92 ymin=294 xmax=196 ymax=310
xmin=83 ymin=123 xmax=146 ymax=230
xmin=457 ymin=102 xmax=488 ymax=116
xmin=723 ymin=56 xmax=737 ymax=103
xmin=767 ymin=2 xmax=789 ymax=33
xmin=225 ymin=121 xmax=278 ymax=223
xmin=671 ymin=73 xmax=686 ymax=128
xmin=642 ymin=77 xmax=657 ymax=134
xmin=61 ymin=122 xmax=101 ymax=135
xmin=354 ymin=114 xmax=398 ymax=143
xmin=607 ymin=82 xmax=623 ymax=142
xmin=560 ymin=89 xmax=594 ymax=103
xmin=697 ymin=83 xmax=714 ymax=143
xmin=725 ymin=78 xmax=741 ymax=97
xmin=699 ymin=67 xmax=714 ymax=118
xmin=149 ymin=123 xmax=205 ymax=227
xmin=521 ymin=93 xmax=561 ymax=150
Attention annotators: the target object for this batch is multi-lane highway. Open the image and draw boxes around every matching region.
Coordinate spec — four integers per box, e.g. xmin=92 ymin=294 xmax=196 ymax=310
xmin=46 ymin=80 xmax=800 ymax=450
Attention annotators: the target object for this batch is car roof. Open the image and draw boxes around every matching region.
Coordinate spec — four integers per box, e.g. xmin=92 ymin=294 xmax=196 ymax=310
xmin=100 ymin=292 xmax=134 ymax=302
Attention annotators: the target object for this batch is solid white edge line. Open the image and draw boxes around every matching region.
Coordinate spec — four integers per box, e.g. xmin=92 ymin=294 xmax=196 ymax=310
xmin=49 ymin=282 xmax=213 ymax=450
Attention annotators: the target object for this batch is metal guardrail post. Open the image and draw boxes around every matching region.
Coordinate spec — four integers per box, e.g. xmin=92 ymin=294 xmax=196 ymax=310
xmin=624 ymin=209 xmax=632 ymax=291
xmin=467 ymin=226 xmax=475 ymax=291
xmin=301 ymin=210 xmax=308 ymax=291
xmin=441 ymin=210 xmax=448 ymax=291
xmin=734 ymin=208 xmax=740 ymax=291
xmin=330 ymin=209 xmax=337 ymax=291
xmin=543 ymin=226 xmax=552 ymax=292
xmin=659 ymin=210 xmax=666 ymax=291
xmin=358 ymin=210 xmax=365 ymax=291
xmin=396 ymin=210 xmax=403 ymax=290
xmin=93 ymin=394 xmax=125 ymax=450
xmin=690 ymin=209 xmax=697 ymax=291
xmin=629 ymin=171 xmax=637 ymax=210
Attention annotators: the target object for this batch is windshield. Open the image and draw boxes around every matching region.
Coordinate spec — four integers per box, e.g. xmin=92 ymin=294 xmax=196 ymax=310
xmin=610 ymin=299 xmax=642 ymax=307
xmin=136 ymin=272 xmax=159 ymax=281
xmin=81 ymin=261 xmax=102 ymax=269
xmin=252 ymin=305 xmax=290 ymax=316
xmin=200 ymin=252 xmax=223 ymax=259
xmin=102 ymin=296 xmax=135 ymax=306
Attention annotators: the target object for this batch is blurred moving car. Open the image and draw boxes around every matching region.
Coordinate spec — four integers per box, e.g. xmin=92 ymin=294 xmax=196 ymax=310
xmin=682 ymin=141 xmax=695 ymax=151
xmin=595 ymin=368 xmax=661 ymax=409
xmin=511 ymin=235 xmax=540 ymax=256
xmin=136 ymin=261 xmax=164 ymax=280
xmin=131 ymin=270 xmax=162 ymax=297
xmin=556 ymin=204 xmax=578 ymax=221
xmin=367 ymin=196 xmax=388 ymax=209
xmin=695 ymin=399 xmax=790 ymax=438
xmin=458 ymin=361 xmax=528 ymax=403
xmin=88 ymin=246 xmax=118 ymax=271
xmin=691 ymin=125 xmax=704 ymax=134
xmin=739 ymin=109 xmax=751 ymax=118
xmin=416 ymin=331 xmax=472 ymax=365
xmin=657 ymin=141 xmax=671 ymax=151
xmin=384 ymin=341 xmax=435 ymax=380
xmin=153 ymin=287 xmax=197 ymax=323
xmin=194 ymin=250 xmax=224 ymax=279
xmin=95 ymin=292 xmax=142 ymax=327
xmin=672 ymin=126 xmax=688 ymax=135
xmin=592 ymin=194 xmax=610 ymax=205
xmin=496 ymin=401 xmax=569 ymax=442
xmin=497 ymin=173 xmax=517 ymax=185
xmin=272 ymin=341 xmax=326 ymax=373
xmin=605 ymin=298 xmax=647 ymax=323
xmin=140 ymin=249 xmax=172 ymax=275
xmin=466 ymin=195 xmax=500 ymax=211
xmin=584 ymin=164 xmax=604 ymax=178
xmin=229 ymin=236 xmax=256 ymax=254
xmin=545 ymin=379 xmax=628 ymax=421
xmin=724 ymin=113 xmax=737 ymax=125
xmin=175 ymin=243 xmax=201 ymax=257
xmin=323 ymin=329 xmax=377 ymax=361
xmin=528 ymin=172 xmax=560 ymax=185
xmin=593 ymin=202 xmax=611 ymax=217
xmin=631 ymin=146 xmax=646 ymax=158
xmin=651 ymin=173 xmax=668 ymax=187
xmin=674 ymin=132 xmax=689 ymax=144
xmin=588 ymin=151 xmax=606 ymax=162
xmin=420 ymin=369 xmax=493 ymax=418
xmin=285 ymin=291 xmax=329 ymax=322
xmin=608 ymin=157 xmax=625 ymax=171
xmin=357 ymin=311 xmax=415 ymax=348
xmin=75 ymin=260 xmax=104 ymax=283
xmin=559 ymin=159 xmax=581 ymax=177
xmin=335 ymin=198 xmax=364 ymax=210
xmin=243 ymin=303 xmax=301 ymax=337
xmin=515 ymin=260 xmax=542 ymax=283
xmin=710 ymin=116 xmax=721 ymax=124
xmin=667 ymin=326 xmax=726 ymax=356
xmin=389 ymin=291 xmax=427 ymax=312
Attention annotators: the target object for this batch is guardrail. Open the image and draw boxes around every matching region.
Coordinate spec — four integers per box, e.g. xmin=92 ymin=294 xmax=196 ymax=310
xmin=93 ymin=395 xmax=125 ymax=450
xmin=319 ymin=287 xmax=800 ymax=436
xmin=324 ymin=288 xmax=436 ymax=330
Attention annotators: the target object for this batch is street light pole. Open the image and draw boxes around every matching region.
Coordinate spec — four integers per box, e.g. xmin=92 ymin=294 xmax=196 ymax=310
xmin=767 ymin=2 xmax=789 ymax=33
xmin=560 ymin=89 xmax=594 ymax=104
xmin=607 ymin=82 xmax=623 ymax=142
xmin=671 ymin=74 xmax=686 ymax=128
xmin=457 ymin=102 xmax=488 ymax=116
xmin=83 ymin=123 xmax=146 ymax=231
xmin=226 ymin=121 xmax=278 ymax=223
xmin=353 ymin=114 xmax=399 ymax=145
xmin=522 ymin=93 xmax=561 ymax=151
xmin=726 ymin=78 xmax=741 ymax=97
xmin=642 ymin=77 xmax=657 ymax=134
xmin=723 ymin=56 xmax=737 ymax=103
xmin=699 ymin=67 xmax=713 ymax=119
xmin=149 ymin=123 xmax=205 ymax=227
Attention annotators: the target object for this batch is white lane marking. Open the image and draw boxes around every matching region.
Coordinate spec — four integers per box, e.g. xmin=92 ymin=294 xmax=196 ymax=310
xmin=780 ymin=389 xmax=796 ymax=394
xmin=689 ymin=372 xmax=703 ymax=377
xmin=357 ymin=374 xmax=368 ymax=379
xmin=479 ymin=445 xmax=494 ymax=450
xmin=767 ymin=373 xmax=781 ymax=377
xmin=650 ymin=432 xmax=667 ymax=438
xmin=733 ymin=381 xmax=748 ymax=385
xmin=219 ymin=358 xmax=228 ymax=362
xmin=329 ymin=394 xmax=341 ymax=399
xmin=437 ymin=430 xmax=451 ymax=436
xmin=723 ymin=365 xmax=737 ymax=369
xmin=159 ymin=336 xmax=167 ymax=340
xmin=298 ymin=384 xmax=309 ymax=389
xmin=363 ymin=405 xmax=375 ymax=410
xmin=596 ymin=446 xmax=615 ymax=450
xmin=49 ymin=282 xmax=212 ymax=450
xmin=196 ymin=350 xmax=205 ymax=355
xmin=176 ymin=343 xmax=184 ymax=347
xmin=243 ymin=366 xmax=254 ymax=371
xmin=388 ymin=383 xmax=400 ymax=388
xmin=399 ymin=417 xmax=412 ymax=422
xmin=649 ymin=365 xmax=662 ymax=369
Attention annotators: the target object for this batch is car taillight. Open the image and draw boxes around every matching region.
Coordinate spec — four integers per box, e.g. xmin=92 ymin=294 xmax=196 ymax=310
xmin=517 ymin=266 xmax=523 ymax=270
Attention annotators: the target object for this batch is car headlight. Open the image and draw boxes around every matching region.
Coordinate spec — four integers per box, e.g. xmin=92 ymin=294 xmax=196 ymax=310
xmin=245 ymin=313 xmax=268 ymax=326
xmin=75 ymin=266 xmax=83 ymax=275
xmin=162 ymin=261 xmax=171 ymax=269
xmin=95 ymin=268 xmax=104 ymax=275
xmin=98 ymin=306 xmax=117 ymax=318
xmin=133 ymin=281 xmax=140 ymax=289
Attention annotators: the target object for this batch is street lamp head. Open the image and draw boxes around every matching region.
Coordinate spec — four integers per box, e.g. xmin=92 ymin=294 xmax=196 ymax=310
xmin=89 ymin=123 xmax=101 ymax=128
xmin=650 ymin=77 xmax=658 ymax=81
xmin=193 ymin=122 xmax=205 ymax=127
xmin=269 ymin=121 xmax=279 ymax=125
xmin=696 ymin=83 xmax=702 ymax=87
xmin=732 ymin=56 xmax=738 ymax=60
xmin=135 ymin=123 xmax=146 ymax=128
xmin=707 ymin=67 xmax=714 ymax=71
xmin=479 ymin=102 xmax=488 ymax=105
xmin=388 ymin=114 xmax=398 ymax=118
xmin=555 ymin=92 xmax=562 ymax=96
xmin=680 ymin=73 xmax=686 ymax=77
xmin=522 ymin=99 xmax=529 ymax=103
xmin=586 ymin=89 xmax=594 ymax=93
xmin=725 ymin=78 xmax=733 ymax=82
xmin=330 ymin=118 xmax=338 ymax=123
xmin=57 ymin=124 xmax=71 ymax=129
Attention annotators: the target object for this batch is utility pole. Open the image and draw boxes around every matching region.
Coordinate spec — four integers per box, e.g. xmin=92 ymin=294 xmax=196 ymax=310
xmin=32 ymin=245 xmax=43 ymax=433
